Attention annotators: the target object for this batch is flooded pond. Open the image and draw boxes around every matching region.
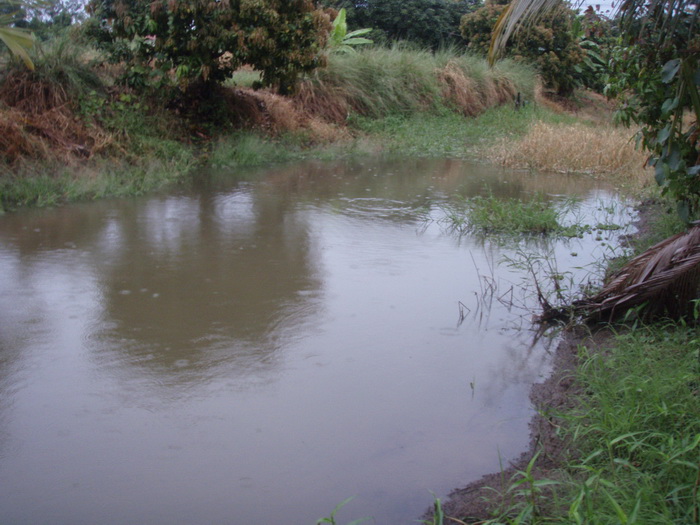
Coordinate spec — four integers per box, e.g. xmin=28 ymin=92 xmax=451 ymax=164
xmin=0 ymin=158 xmax=634 ymax=524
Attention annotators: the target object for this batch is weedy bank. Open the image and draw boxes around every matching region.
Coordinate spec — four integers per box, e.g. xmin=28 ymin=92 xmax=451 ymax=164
xmin=1 ymin=41 xmax=540 ymax=211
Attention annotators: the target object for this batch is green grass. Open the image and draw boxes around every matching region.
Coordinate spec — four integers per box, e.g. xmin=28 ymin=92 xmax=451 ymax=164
xmin=561 ymin=322 xmax=700 ymax=524
xmin=475 ymin=321 xmax=700 ymax=525
xmin=0 ymin=152 xmax=198 ymax=212
xmin=305 ymin=44 xmax=538 ymax=120
xmin=439 ymin=193 xmax=587 ymax=237
xmin=350 ymin=104 xmax=582 ymax=158
xmin=226 ymin=68 xmax=263 ymax=88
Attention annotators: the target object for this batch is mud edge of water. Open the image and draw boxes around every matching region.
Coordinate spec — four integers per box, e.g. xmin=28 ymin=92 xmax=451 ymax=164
xmin=431 ymin=199 xmax=661 ymax=523
xmin=434 ymin=326 xmax=613 ymax=523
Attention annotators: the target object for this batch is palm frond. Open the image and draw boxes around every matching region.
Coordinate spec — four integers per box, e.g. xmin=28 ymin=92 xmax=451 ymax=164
xmin=488 ymin=0 xmax=564 ymax=65
xmin=570 ymin=225 xmax=700 ymax=321
xmin=0 ymin=25 xmax=35 ymax=70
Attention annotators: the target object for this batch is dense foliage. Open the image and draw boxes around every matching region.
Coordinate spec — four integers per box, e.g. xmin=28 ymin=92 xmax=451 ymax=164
xmin=488 ymin=0 xmax=700 ymax=216
xmin=85 ymin=0 xmax=332 ymax=94
xmin=460 ymin=0 xmax=584 ymax=95
xmin=326 ymin=0 xmax=477 ymax=50
xmin=605 ymin=0 xmax=700 ymax=217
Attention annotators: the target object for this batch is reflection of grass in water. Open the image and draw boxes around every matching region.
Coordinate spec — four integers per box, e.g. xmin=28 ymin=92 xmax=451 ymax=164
xmin=440 ymin=193 xmax=588 ymax=237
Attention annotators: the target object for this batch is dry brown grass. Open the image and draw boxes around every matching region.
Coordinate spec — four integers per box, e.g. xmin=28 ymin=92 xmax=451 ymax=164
xmin=225 ymin=87 xmax=348 ymax=143
xmin=437 ymin=63 xmax=487 ymax=117
xmin=436 ymin=64 xmax=518 ymax=117
xmin=487 ymin=121 xmax=652 ymax=189
xmin=294 ymin=80 xmax=350 ymax=124
xmin=0 ymin=70 xmax=116 ymax=164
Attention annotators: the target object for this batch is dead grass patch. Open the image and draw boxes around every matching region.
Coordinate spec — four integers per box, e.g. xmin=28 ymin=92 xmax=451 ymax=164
xmin=294 ymin=80 xmax=350 ymax=124
xmin=0 ymin=70 xmax=115 ymax=164
xmin=487 ymin=121 xmax=652 ymax=188
xmin=225 ymin=87 xmax=347 ymax=143
xmin=437 ymin=63 xmax=486 ymax=117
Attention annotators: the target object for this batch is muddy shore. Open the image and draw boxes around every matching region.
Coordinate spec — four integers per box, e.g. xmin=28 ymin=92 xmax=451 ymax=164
xmin=431 ymin=200 xmax=661 ymax=523
xmin=434 ymin=327 xmax=611 ymax=522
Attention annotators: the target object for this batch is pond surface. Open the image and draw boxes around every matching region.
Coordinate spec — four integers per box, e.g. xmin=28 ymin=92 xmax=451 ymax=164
xmin=0 ymin=157 xmax=634 ymax=524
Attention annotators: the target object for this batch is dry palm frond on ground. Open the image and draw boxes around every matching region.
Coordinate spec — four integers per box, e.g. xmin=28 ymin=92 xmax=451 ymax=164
xmin=540 ymin=224 xmax=700 ymax=322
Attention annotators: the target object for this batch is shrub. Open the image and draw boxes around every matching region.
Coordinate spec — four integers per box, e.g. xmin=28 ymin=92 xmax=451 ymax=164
xmin=460 ymin=0 xmax=584 ymax=96
xmin=85 ymin=0 xmax=332 ymax=94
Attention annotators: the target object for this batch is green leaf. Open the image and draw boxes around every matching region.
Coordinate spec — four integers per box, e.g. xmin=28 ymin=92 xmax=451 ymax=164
xmin=0 ymin=26 xmax=35 ymax=70
xmin=345 ymin=28 xmax=372 ymax=38
xmin=343 ymin=37 xmax=373 ymax=46
xmin=657 ymin=124 xmax=672 ymax=145
xmin=667 ymin=145 xmax=683 ymax=171
xmin=601 ymin=487 xmax=628 ymax=524
xmin=661 ymin=97 xmax=679 ymax=116
xmin=661 ymin=59 xmax=681 ymax=83
xmin=655 ymin=162 xmax=668 ymax=186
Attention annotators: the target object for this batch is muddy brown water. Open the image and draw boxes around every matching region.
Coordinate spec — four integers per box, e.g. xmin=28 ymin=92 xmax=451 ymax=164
xmin=0 ymin=158 xmax=634 ymax=524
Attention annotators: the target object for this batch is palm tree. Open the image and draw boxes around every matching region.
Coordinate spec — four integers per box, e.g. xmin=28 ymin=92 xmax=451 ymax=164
xmin=0 ymin=1 xmax=35 ymax=70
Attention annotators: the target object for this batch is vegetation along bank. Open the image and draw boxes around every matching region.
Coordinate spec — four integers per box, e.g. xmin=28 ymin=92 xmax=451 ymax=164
xmin=2 ymin=0 xmax=700 ymax=523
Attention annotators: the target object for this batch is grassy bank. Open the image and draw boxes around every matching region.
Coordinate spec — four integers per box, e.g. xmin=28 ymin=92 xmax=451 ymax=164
xmin=1 ymin=42 xmax=541 ymax=211
xmin=560 ymin=321 xmax=700 ymax=524
xmin=541 ymin=206 xmax=699 ymax=525
xmin=430 ymin=200 xmax=698 ymax=525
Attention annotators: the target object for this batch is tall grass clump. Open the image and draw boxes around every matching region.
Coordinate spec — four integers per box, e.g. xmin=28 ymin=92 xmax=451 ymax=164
xmin=0 ymin=35 xmax=109 ymax=163
xmin=208 ymin=132 xmax=303 ymax=169
xmin=296 ymin=44 xmax=537 ymax=123
xmin=441 ymin=193 xmax=585 ymax=237
xmin=487 ymin=121 xmax=652 ymax=189
xmin=1 ymin=35 xmax=104 ymax=111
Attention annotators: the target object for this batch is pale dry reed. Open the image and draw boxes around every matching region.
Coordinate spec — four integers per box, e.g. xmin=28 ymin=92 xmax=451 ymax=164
xmin=487 ymin=121 xmax=652 ymax=189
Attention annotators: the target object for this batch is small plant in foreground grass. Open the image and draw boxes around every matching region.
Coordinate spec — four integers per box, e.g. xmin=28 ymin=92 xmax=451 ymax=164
xmin=423 ymin=492 xmax=468 ymax=525
xmin=506 ymin=452 xmax=560 ymax=522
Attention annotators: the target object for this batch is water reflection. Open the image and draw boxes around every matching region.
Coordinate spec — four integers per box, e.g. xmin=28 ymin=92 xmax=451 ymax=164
xmin=91 ymin=190 xmax=322 ymax=388
xmin=0 ymin=157 xmax=633 ymax=524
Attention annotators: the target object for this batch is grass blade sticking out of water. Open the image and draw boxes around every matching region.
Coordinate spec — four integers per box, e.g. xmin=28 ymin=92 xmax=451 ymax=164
xmin=439 ymin=193 xmax=588 ymax=238
xmin=315 ymin=497 xmax=371 ymax=525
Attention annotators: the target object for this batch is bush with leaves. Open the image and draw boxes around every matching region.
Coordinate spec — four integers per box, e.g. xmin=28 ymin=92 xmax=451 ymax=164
xmin=488 ymin=0 xmax=700 ymax=219
xmin=327 ymin=0 xmax=477 ymax=50
xmin=605 ymin=1 xmax=700 ymax=218
xmin=460 ymin=0 xmax=584 ymax=95
xmin=85 ymin=0 xmax=332 ymax=94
